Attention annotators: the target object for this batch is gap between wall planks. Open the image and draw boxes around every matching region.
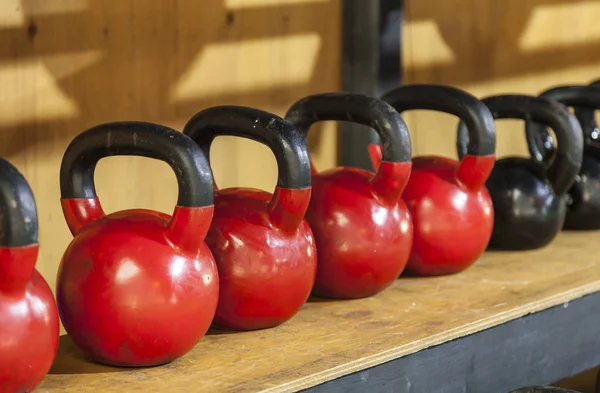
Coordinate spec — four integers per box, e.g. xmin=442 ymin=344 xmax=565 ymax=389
xmin=37 ymin=232 xmax=600 ymax=392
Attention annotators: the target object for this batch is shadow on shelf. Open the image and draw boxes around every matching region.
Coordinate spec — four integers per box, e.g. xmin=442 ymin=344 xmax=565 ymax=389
xmin=206 ymin=327 xmax=245 ymax=336
xmin=306 ymin=295 xmax=347 ymax=304
xmin=49 ymin=335 xmax=128 ymax=375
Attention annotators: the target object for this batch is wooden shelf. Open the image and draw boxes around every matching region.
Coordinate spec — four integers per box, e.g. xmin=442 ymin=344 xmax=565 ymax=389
xmin=37 ymin=232 xmax=600 ymax=393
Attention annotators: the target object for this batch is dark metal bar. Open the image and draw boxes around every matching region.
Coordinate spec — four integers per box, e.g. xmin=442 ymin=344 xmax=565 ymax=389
xmin=378 ymin=0 xmax=403 ymax=96
xmin=339 ymin=0 xmax=403 ymax=170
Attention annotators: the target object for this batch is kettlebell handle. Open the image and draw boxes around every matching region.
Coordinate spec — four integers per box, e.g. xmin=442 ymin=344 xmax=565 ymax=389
xmin=0 ymin=159 xmax=38 ymax=247
xmin=526 ymin=83 xmax=600 ymax=165
xmin=60 ymin=122 xmax=215 ymax=254
xmin=459 ymin=95 xmax=584 ymax=197
xmin=183 ymin=106 xmax=312 ymax=233
xmin=381 ymin=84 xmax=496 ymax=191
xmin=284 ymin=92 xmax=412 ymax=205
xmin=0 ymin=158 xmax=39 ymax=293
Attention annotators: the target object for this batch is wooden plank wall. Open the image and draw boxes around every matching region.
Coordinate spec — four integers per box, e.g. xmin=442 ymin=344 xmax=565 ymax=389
xmin=0 ymin=0 xmax=340 ymax=292
xmin=2 ymin=0 xmax=600 ymax=346
xmin=403 ymin=0 xmax=600 ymax=158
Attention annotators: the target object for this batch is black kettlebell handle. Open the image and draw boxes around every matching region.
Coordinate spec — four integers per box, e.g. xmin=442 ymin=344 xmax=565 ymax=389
xmin=382 ymin=84 xmax=496 ymax=157
xmin=183 ymin=106 xmax=311 ymax=233
xmin=575 ymin=80 xmax=600 ymax=154
xmin=183 ymin=105 xmax=311 ymax=190
xmin=60 ymin=121 xmax=215 ymax=207
xmin=526 ymin=84 xmax=600 ymax=165
xmin=284 ymin=92 xmax=412 ymax=165
xmin=459 ymin=95 xmax=583 ymax=197
xmin=0 ymin=159 xmax=38 ymax=247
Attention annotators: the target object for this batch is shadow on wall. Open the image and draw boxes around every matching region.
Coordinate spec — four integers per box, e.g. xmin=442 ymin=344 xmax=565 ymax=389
xmin=0 ymin=0 xmax=339 ymax=158
xmin=403 ymin=0 xmax=600 ymax=85
xmin=2 ymin=0 xmax=599 ymax=164
xmin=0 ymin=0 xmax=342 ymax=288
xmin=399 ymin=0 xmax=600 ymax=159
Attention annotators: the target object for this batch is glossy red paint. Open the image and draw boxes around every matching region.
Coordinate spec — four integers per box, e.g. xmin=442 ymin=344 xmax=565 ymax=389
xmin=308 ymin=162 xmax=413 ymax=299
xmin=208 ymin=186 xmax=316 ymax=331
xmin=57 ymin=199 xmax=219 ymax=367
xmin=369 ymin=144 xmax=495 ymax=276
xmin=0 ymin=245 xmax=59 ymax=393
xmin=61 ymin=197 xmax=105 ymax=235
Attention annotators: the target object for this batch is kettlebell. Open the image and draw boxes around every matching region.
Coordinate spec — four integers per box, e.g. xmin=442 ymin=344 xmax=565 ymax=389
xmin=528 ymin=79 xmax=600 ymax=166
xmin=284 ymin=93 xmax=413 ymax=299
xmin=183 ymin=106 xmax=316 ymax=330
xmin=0 ymin=159 xmax=59 ymax=392
xmin=369 ymin=84 xmax=496 ymax=276
xmin=525 ymin=84 xmax=600 ymax=229
xmin=457 ymin=95 xmax=583 ymax=250
xmin=57 ymin=122 xmax=219 ymax=367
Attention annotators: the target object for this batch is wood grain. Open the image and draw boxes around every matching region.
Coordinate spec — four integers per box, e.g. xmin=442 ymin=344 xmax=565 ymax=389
xmin=2 ymin=0 xmax=600 ymax=324
xmin=0 ymin=0 xmax=340 ymax=308
xmin=36 ymin=231 xmax=600 ymax=393
xmin=402 ymin=0 xmax=600 ymax=159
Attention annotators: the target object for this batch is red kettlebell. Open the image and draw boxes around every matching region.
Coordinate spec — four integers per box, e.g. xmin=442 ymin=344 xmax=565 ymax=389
xmin=183 ymin=106 xmax=315 ymax=330
xmin=370 ymin=84 xmax=496 ymax=276
xmin=0 ymin=159 xmax=59 ymax=393
xmin=284 ymin=93 xmax=413 ymax=299
xmin=57 ymin=122 xmax=219 ymax=367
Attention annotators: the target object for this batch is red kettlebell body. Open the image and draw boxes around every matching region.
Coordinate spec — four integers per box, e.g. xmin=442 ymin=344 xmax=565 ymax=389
xmin=379 ymin=84 xmax=497 ymax=276
xmin=0 ymin=159 xmax=59 ymax=393
xmin=285 ymin=93 xmax=413 ymax=299
xmin=57 ymin=122 xmax=218 ymax=367
xmin=307 ymin=168 xmax=412 ymax=298
xmin=206 ymin=188 xmax=315 ymax=329
xmin=58 ymin=203 xmax=218 ymax=366
xmin=184 ymin=106 xmax=316 ymax=330
xmin=402 ymin=156 xmax=494 ymax=275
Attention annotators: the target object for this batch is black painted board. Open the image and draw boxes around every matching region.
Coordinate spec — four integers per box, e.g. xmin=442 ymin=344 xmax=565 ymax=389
xmin=301 ymin=292 xmax=600 ymax=393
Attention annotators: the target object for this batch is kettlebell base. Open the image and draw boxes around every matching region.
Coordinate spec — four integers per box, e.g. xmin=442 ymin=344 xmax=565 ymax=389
xmin=562 ymin=225 xmax=600 ymax=231
xmin=310 ymin=282 xmax=395 ymax=300
xmin=84 ymin=354 xmax=176 ymax=368
xmin=211 ymin=315 xmax=297 ymax=331
xmin=487 ymin=225 xmax=559 ymax=251
xmin=402 ymin=262 xmax=476 ymax=277
xmin=487 ymin=237 xmax=554 ymax=251
xmin=562 ymin=217 xmax=600 ymax=231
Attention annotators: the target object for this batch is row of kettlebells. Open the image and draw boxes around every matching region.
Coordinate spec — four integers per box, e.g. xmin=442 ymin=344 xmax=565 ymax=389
xmin=4 ymin=80 xmax=600 ymax=392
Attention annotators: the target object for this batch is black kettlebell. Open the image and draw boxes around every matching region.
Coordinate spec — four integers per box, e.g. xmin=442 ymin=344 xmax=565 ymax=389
xmin=526 ymin=83 xmax=600 ymax=229
xmin=457 ymin=94 xmax=583 ymax=250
